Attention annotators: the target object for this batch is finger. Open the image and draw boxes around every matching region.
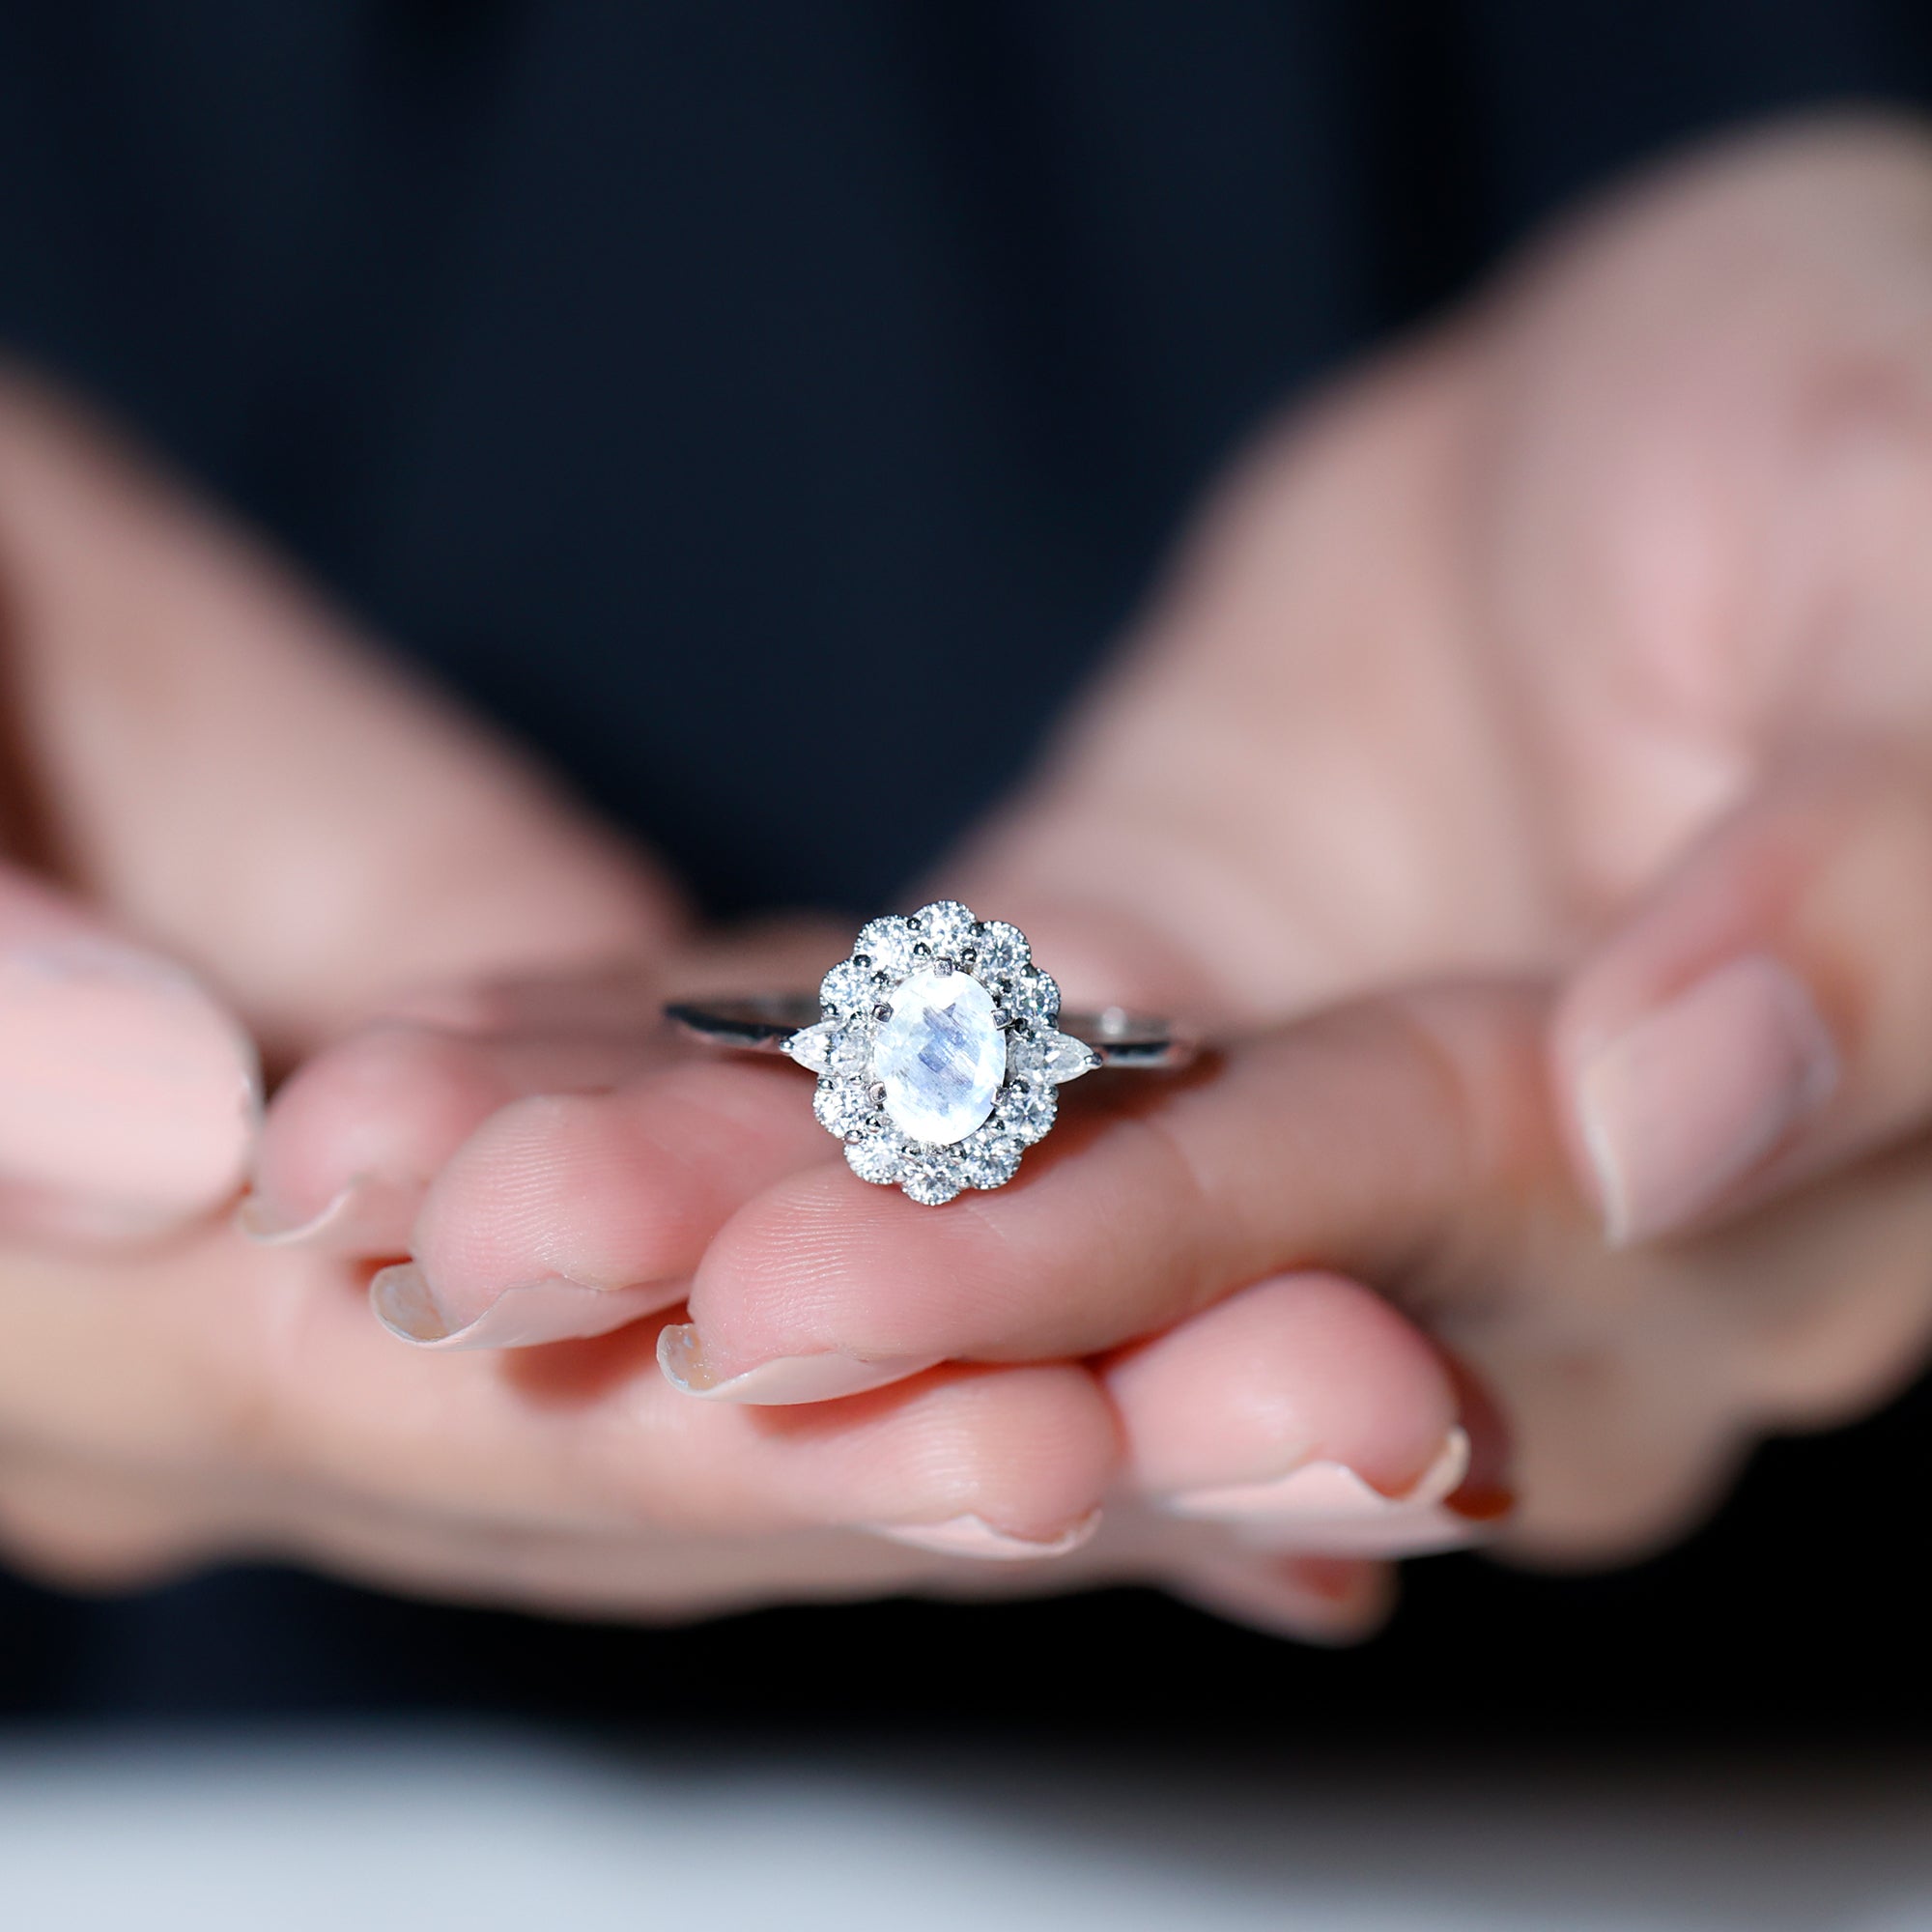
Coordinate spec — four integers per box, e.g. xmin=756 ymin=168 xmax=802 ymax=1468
xmin=0 ymin=864 xmax=257 ymax=1240
xmin=1554 ymin=749 xmax=1932 ymax=1244
xmin=214 ymin=1492 xmax=1001 ymax=1622
xmin=1104 ymin=1272 xmax=1511 ymax=1556
xmin=1728 ymin=1133 xmax=1932 ymax=1432
xmin=1168 ymin=1554 xmax=1398 ymax=1645
xmin=0 ymin=374 xmax=679 ymax=1053
xmin=282 ymin=1289 xmax=1116 ymax=1559
xmin=242 ymin=976 xmax=679 ymax=1256
xmin=1476 ymin=1127 xmax=1932 ymax=1567
xmin=0 ymin=1453 xmax=224 ymax=1592
xmin=371 ymin=1058 xmax=832 ymax=1348
xmin=664 ymin=980 xmax=1556 ymax=1402
xmin=245 ymin=926 xmax=850 ymax=1260
xmin=0 ymin=1435 xmax=1094 ymax=1617
xmin=327 ymin=1362 xmax=1110 ymax=1570
xmin=0 ymin=1215 xmax=1121 ymax=1563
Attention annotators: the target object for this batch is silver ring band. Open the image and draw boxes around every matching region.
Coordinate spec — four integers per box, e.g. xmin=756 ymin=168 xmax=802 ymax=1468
xmin=666 ymin=993 xmax=1195 ymax=1071
xmin=662 ymin=901 xmax=1194 ymax=1205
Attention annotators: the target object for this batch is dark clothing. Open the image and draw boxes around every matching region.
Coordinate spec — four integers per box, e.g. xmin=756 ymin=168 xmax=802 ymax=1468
xmin=3 ymin=1 xmax=1929 ymax=1741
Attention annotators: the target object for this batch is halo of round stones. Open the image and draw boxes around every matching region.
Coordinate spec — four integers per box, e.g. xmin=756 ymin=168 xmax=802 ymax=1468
xmin=785 ymin=901 xmax=1097 ymax=1204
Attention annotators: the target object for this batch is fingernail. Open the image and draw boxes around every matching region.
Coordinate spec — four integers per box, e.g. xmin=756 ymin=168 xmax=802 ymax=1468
xmin=656 ymin=1322 xmax=944 ymax=1405
xmin=237 ymin=1174 xmax=422 ymax=1253
xmin=865 ymin=1511 xmax=1101 ymax=1561
xmin=1159 ymin=1428 xmax=1505 ymax=1555
xmin=371 ymin=1263 xmax=679 ymax=1350
xmin=0 ymin=941 xmax=258 ymax=1233
xmin=1576 ymin=952 xmax=1838 ymax=1245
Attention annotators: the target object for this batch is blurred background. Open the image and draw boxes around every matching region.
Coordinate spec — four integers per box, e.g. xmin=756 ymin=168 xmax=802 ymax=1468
xmin=7 ymin=4 xmax=1932 ymax=1924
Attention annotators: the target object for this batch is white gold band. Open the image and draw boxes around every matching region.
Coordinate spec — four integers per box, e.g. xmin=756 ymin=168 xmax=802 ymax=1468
xmin=663 ymin=902 xmax=1196 ymax=1205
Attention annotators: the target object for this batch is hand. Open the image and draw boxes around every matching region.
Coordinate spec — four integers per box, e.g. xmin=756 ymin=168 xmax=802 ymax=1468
xmin=0 ymin=378 xmax=1127 ymax=1622
xmin=275 ymin=116 xmax=1932 ymax=1627
xmin=947 ymin=115 xmax=1932 ymax=1562
xmin=871 ymin=115 xmax=1932 ymax=1567
xmin=1 ymin=373 xmax=1388 ymax=1636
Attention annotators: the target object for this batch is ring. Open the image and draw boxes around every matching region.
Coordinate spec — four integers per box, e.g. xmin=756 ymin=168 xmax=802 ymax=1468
xmin=665 ymin=900 xmax=1196 ymax=1205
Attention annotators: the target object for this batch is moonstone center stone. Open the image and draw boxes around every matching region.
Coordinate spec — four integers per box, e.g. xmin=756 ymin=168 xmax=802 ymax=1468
xmin=873 ymin=968 xmax=1006 ymax=1147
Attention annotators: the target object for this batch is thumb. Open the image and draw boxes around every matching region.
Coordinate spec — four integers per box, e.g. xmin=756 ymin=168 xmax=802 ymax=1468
xmin=1552 ymin=746 xmax=1932 ymax=1245
xmin=0 ymin=370 xmax=683 ymax=1060
xmin=0 ymin=862 xmax=256 ymax=1240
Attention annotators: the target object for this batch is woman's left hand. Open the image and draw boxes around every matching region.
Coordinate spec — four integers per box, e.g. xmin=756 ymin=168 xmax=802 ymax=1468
xmin=0 ymin=375 xmax=1132 ymax=1620
xmin=0 ymin=369 xmax=1418 ymax=1636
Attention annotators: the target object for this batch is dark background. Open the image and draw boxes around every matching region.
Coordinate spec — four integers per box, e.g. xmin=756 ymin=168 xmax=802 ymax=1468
xmin=3 ymin=1 xmax=1930 ymax=1741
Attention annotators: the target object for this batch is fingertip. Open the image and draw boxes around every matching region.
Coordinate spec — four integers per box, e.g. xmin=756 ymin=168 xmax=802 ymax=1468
xmin=1549 ymin=755 xmax=1932 ymax=1244
xmin=674 ymin=1362 xmax=1120 ymax=1551
xmin=1106 ymin=1271 xmax=1463 ymax=1503
xmin=1563 ymin=951 xmax=1837 ymax=1246
xmin=683 ymin=1160 xmax=977 ymax=1374
xmin=411 ymin=1061 xmax=827 ymax=1343
xmin=250 ymin=1022 xmax=513 ymax=1250
xmin=0 ymin=921 xmax=258 ymax=1237
xmin=840 ymin=1364 xmax=1119 ymax=1548
xmin=412 ymin=1088 xmax=697 ymax=1303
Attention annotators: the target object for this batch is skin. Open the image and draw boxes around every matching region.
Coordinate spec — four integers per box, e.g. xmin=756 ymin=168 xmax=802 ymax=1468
xmin=10 ymin=116 xmax=1932 ymax=1638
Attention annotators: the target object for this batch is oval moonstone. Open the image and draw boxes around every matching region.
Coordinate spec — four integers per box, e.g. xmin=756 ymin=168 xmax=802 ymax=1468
xmin=873 ymin=967 xmax=1007 ymax=1147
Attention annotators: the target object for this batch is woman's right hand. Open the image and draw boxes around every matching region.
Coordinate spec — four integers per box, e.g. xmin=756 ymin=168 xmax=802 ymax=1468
xmin=254 ymin=116 xmax=1932 ymax=1634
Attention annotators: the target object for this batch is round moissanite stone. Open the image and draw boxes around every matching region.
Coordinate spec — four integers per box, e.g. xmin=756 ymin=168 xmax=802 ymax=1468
xmin=872 ymin=967 xmax=1007 ymax=1147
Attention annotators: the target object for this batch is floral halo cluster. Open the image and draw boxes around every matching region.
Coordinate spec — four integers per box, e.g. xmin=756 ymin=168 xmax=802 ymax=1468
xmin=784 ymin=899 xmax=1099 ymax=1205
